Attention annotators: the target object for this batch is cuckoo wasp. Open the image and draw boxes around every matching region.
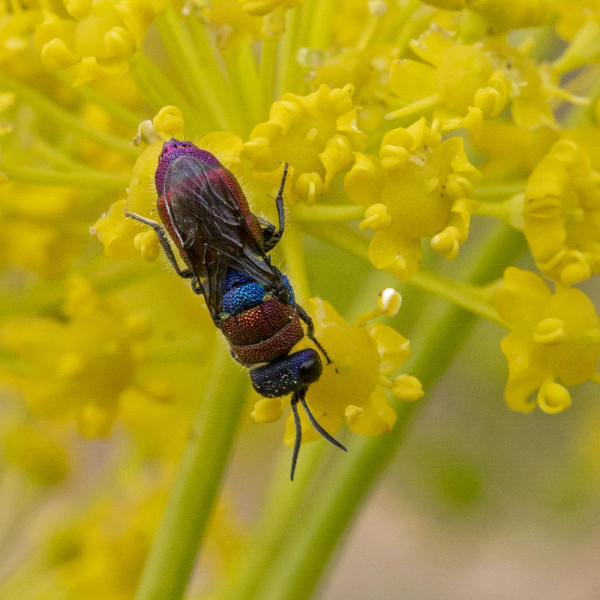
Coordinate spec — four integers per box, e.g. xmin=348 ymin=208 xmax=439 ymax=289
xmin=125 ymin=139 xmax=346 ymax=479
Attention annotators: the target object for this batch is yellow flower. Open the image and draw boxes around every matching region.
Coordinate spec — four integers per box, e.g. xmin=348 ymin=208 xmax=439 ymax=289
xmin=93 ymin=105 xmax=184 ymax=261
xmin=345 ymin=118 xmax=481 ymax=281
xmin=34 ymin=0 xmax=168 ymax=85
xmin=465 ymin=0 xmax=553 ymax=32
xmin=2 ymin=423 xmax=69 ymax=486
xmin=387 ymin=27 xmax=512 ymax=134
xmin=194 ymin=0 xmax=262 ymax=50
xmin=422 ymin=0 xmax=552 ymax=33
xmin=471 ymin=120 xmax=559 ymax=180
xmin=523 ymin=140 xmax=600 ymax=285
xmin=252 ymin=293 xmax=421 ymax=447
xmin=553 ymin=1 xmax=600 ymax=72
xmin=242 ymin=84 xmax=367 ymax=204
xmin=555 ymin=0 xmax=600 ymax=41
xmin=45 ymin=478 xmax=165 ymax=599
xmin=195 ymin=0 xmax=299 ymax=49
xmin=0 ymin=183 xmax=85 ymax=276
xmin=492 ymin=267 xmax=600 ymax=413
xmin=308 ymin=46 xmax=399 ymax=132
xmin=0 ymin=1 xmax=40 ymax=62
xmin=0 ymin=277 xmax=152 ymax=436
xmin=388 ymin=25 xmax=578 ymax=132
xmin=0 ymin=91 xmax=15 ymax=139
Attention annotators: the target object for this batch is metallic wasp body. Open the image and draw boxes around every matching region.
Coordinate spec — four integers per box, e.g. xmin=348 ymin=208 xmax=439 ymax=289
xmin=126 ymin=139 xmax=345 ymax=479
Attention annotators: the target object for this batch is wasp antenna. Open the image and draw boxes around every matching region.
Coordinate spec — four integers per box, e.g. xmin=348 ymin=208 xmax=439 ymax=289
xmin=290 ymin=393 xmax=302 ymax=481
xmin=299 ymin=392 xmax=347 ymax=453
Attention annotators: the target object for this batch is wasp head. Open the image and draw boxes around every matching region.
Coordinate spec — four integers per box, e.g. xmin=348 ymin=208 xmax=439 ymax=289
xmin=249 ymin=348 xmax=322 ymax=398
xmin=155 ymin=138 xmax=221 ymax=195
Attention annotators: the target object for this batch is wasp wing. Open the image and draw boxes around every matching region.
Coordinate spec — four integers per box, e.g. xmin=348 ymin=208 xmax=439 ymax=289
xmin=162 ymin=155 xmax=282 ymax=320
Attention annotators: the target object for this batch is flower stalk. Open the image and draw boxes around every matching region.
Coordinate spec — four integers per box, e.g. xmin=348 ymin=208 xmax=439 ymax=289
xmin=135 ymin=342 xmax=247 ymax=600
xmin=226 ymin=222 xmax=526 ymax=600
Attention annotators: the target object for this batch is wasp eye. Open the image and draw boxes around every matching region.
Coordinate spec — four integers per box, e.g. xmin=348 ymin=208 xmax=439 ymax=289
xmin=299 ymin=355 xmax=322 ymax=385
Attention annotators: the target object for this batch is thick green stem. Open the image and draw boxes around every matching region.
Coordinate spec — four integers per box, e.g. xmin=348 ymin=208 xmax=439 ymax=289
xmin=227 ymin=223 xmax=525 ymax=600
xmin=130 ymin=52 xmax=200 ymax=128
xmin=221 ymin=442 xmax=329 ymax=600
xmin=276 ymin=5 xmax=303 ymax=97
xmin=155 ymin=5 xmax=241 ymax=134
xmin=303 ymin=222 xmax=508 ymax=325
xmin=224 ymin=45 xmax=263 ymax=135
xmin=134 ymin=342 xmax=247 ymax=600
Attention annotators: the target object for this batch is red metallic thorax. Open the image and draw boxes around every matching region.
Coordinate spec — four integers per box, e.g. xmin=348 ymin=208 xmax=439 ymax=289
xmin=221 ymin=298 xmax=304 ymax=366
xmin=157 ymin=192 xmax=188 ymax=263
xmin=156 ymin=159 xmax=264 ymax=262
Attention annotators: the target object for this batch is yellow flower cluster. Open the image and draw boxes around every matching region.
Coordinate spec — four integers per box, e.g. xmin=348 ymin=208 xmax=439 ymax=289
xmin=1 ymin=0 xmax=600 ymax=596
xmin=346 ymin=117 xmax=481 ymax=280
xmin=253 ymin=291 xmax=423 ymax=443
xmin=35 ymin=0 xmax=169 ymax=85
xmin=493 ymin=267 xmax=600 ymax=413
xmin=243 ymin=83 xmax=367 ymax=204
xmin=2 ymin=423 xmax=69 ymax=486
xmin=1 ymin=276 xmax=152 ymax=436
xmin=524 ymin=139 xmax=600 ymax=286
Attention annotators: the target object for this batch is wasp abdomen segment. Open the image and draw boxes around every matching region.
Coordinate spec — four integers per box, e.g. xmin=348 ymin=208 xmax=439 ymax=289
xmin=220 ymin=269 xmax=304 ymax=366
xmin=229 ymin=317 xmax=304 ymax=367
xmin=221 ymin=298 xmax=297 ymax=346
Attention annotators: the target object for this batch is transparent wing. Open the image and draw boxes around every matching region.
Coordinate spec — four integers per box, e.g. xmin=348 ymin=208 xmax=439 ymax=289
xmin=162 ymin=155 xmax=283 ymax=319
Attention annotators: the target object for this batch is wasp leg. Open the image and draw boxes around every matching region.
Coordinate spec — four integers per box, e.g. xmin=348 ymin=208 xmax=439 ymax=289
xmin=295 ymin=304 xmax=333 ymax=365
xmin=256 ymin=216 xmax=276 ymax=246
xmin=261 ymin=163 xmax=288 ymax=251
xmin=124 ymin=211 xmax=192 ymax=279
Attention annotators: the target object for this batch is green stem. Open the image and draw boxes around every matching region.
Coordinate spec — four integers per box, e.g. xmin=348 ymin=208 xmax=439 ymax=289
xmin=224 ymin=44 xmax=263 ymax=135
xmin=474 ymin=179 xmax=527 ymax=201
xmin=291 ymin=203 xmax=365 ymax=222
xmin=302 ymin=222 xmax=369 ymax=261
xmin=129 ymin=53 xmax=200 ymax=130
xmin=134 ymin=342 xmax=247 ymax=600
xmin=409 ymin=268 xmax=505 ymax=325
xmin=280 ymin=226 xmax=311 ymax=299
xmin=29 ymin=138 xmax=90 ymax=170
xmin=0 ymin=70 xmax=138 ymax=159
xmin=59 ymin=74 xmax=142 ymax=129
xmin=221 ymin=443 xmax=329 ymax=600
xmin=303 ymin=222 xmax=506 ymax=325
xmin=259 ymin=37 xmax=280 ymax=114
xmin=276 ymin=5 xmax=303 ymax=96
xmin=239 ymin=223 xmax=526 ymax=600
xmin=155 ymin=5 xmax=240 ymax=133
xmin=381 ymin=0 xmax=420 ymax=47
xmin=305 ymin=0 xmax=336 ymax=50
xmin=0 ymin=162 xmax=129 ymax=190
